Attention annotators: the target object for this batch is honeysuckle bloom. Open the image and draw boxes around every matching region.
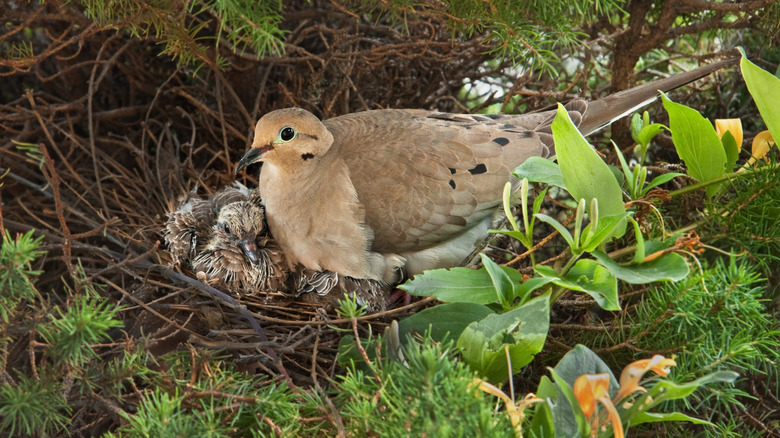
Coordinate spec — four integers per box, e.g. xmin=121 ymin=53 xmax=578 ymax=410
xmin=614 ymin=355 xmax=677 ymax=403
xmin=750 ymin=130 xmax=775 ymax=164
xmin=573 ymin=373 xmax=624 ymax=438
xmin=714 ymin=118 xmax=743 ymax=148
xmin=474 ymin=378 xmax=542 ymax=437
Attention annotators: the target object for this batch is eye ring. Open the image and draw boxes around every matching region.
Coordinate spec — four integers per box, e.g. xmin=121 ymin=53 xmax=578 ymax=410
xmin=279 ymin=126 xmax=296 ymax=142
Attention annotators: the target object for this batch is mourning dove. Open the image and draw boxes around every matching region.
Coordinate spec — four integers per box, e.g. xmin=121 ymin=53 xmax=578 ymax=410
xmin=165 ymin=184 xmax=287 ymax=294
xmin=235 ymin=59 xmax=736 ymax=285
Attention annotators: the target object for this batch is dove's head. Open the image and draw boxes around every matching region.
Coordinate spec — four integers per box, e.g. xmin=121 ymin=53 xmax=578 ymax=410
xmin=213 ymin=201 xmax=266 ymax=265
xmin=235 ymin=108 xmax=334 ymax=174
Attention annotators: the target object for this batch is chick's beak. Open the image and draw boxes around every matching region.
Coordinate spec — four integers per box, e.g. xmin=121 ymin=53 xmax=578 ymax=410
xmin=235 ymin=145 xmax=271 ymax=175
xmin=238 ymin=239 xmax=260 ymax=264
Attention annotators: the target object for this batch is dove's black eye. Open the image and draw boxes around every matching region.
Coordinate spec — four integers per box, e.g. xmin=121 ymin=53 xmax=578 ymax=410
xmin=279 ymin=126 xmax=296 ymax=142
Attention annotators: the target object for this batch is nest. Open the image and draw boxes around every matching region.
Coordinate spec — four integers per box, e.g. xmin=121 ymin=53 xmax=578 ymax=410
xmin=0 ymin=1 xmax=543 ymax=387
xmin=0 ymin=0 xmax=747 ymax=408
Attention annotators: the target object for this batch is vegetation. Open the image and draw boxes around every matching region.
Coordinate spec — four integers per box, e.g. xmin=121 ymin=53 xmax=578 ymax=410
xmin=1 ymin=0 xmax=778 ymax=436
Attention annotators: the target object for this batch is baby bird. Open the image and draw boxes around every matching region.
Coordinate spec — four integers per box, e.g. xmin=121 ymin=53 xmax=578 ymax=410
xmin=164 ymin=184 xmax=250 ymax=265
xmin=192 ymin=199 xmax=287 ymax=294
xmin=164 ymin=184 xmax=286 ymax=295
xmin=295 ymin=269 xmax=388 ymax=313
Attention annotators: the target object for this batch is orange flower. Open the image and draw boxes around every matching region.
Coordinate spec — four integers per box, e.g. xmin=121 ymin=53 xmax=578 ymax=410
xmin=714 ymin=119 xmax=744 ymax=148
xmin=614 ymin=355 xmax=677 ymax=403
xmin=573 ymin=373 xmax=624 ymax=438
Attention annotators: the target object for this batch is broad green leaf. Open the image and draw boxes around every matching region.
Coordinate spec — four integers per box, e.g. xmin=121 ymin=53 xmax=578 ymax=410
xmin=661 ymin=92 xmax=726 ymax=197
xmin=536 ymin=259 xmax=620 ymax=310
xmin=591 ymin=250 xmax=689 ymax=284
xmin=457 ymin=294 xmax=550 ymax=383
xmin=740 ymin=49 xmax=780 ymax=146
xmin=629 ymin=411 xmax=712 ymax=427
xmin=531 ymin=345 xmax=618 ymax=438
xmin=551 ymin=344 xmax=619 ymax=387
xmin=528 ymin=376 xmax=557 ymax=438
xmin=552 ymin=103 xmax=627 ymax=236
xmin=721 ymin=130 xmax=740 ymax=172
xmin=399 ymin=265 xmax=523 ymax=304
xmin=513 ymin=156 xmax=565 ymax=188
xmin=548 ymin=369 xmax=591 ymax=437
xmin=480 ymin=254 xmax=515 ymax=309
xmin=516 ymin=276 xmax=556 ymax=305
xmin=397 ymin=302 xmax=493 ymax=344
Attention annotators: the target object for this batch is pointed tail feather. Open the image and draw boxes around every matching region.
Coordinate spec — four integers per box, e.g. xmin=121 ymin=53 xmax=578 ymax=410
xmin=579 ymin=57 xmax=739 ymax=136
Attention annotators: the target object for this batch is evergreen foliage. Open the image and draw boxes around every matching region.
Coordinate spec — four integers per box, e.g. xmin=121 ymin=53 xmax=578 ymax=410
xmin=334 ymin=338 xmax=515 ymax=437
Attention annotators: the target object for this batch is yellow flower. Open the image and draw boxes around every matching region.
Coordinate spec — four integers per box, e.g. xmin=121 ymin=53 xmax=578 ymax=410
xmin=714 ymin=118 xmax=744 ymax=148
xmin=573 ymin=373 xmax=624 ymax=438
xmin=748 ymin=130 xmax=775 ymax=165
xmin=474 ymin=378 xmax=542 ymax=437
xmin=614 ymin=355 xmax=676 ymax=403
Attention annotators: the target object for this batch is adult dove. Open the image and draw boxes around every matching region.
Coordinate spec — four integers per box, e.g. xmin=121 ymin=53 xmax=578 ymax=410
xmin=235 ymin=58 xmax=736 ymax=285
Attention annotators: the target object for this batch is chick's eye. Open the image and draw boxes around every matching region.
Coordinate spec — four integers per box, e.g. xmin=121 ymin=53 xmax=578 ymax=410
xmin=279 ymin=126 xmax=296 ymax=142
xmin=220 ymin=222 xmax=231 ymax=235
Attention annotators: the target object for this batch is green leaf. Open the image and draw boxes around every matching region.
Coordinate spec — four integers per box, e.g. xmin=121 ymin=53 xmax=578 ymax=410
xmin=636 ymin=123 xmax=665 ymax=147
xmin=580 ymin=213 xmax=630 ymax=253
xmin=627 ymin=216 xmax=645 ymax=264
xmin=531 ymin=345 xmax=618 ymax=438
xmin=552 ymin=103 xmax=627 ymax=236
xmin=457 ymin=294 xmax=550 ymax=383
xmin=622 ymin=371 xmax=739 ymax=420
xmin=548 ymin=369 xmax=591 ymax=437
xmin=660 ymin=92 xmax=727 ymax=197
xmin=739 ymin=49 xmax=780 ymax=146
xmin=644 ymin=172 xmax=685 ymax=191
xmin=613 ymin=141 xmax=633 ymax=189
xmin=528 ymin=376 xmax=557 ymax=438
xmin=516 ymin=276 xmax=556 ymax=305
xmin=399 ymin=265 xmax=523 ymax=304
xmin=513 ymin=156 xmax=565 ymax=188
xmin=397 ymin=302 xmax=494 ymax=344
xmin=591 ymin=250 xmax=689 ymax=284
xmin=534 ymin=213 xmax=574 ymax=248
xmin=490 ymin=229 xmax=530 ymax=248
xmin=480 ymin=254 xmax=515 ymax=309
xmin=551 ymin=344 xmax=619 ymax=387
xmin=631 ymin=112 xmax=643 ymax=143
xmin=629 ymin=411 xmax=712 ymax=427
xmin=720 ymin=130 xmax=740 ymax=172
xmin=536 ymin=259 xmax=620 ymax=311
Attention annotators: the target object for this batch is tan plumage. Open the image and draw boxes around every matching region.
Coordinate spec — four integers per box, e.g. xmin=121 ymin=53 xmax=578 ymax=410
xmin=234 ymin=59 xmax=737 ymax=285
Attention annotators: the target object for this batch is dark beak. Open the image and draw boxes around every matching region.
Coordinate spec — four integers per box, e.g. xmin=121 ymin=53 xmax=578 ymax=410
xmin=235 ymin=146 xmax=268 ymax=175
xmin=238 ymin=239 xmax=260 ymax=264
